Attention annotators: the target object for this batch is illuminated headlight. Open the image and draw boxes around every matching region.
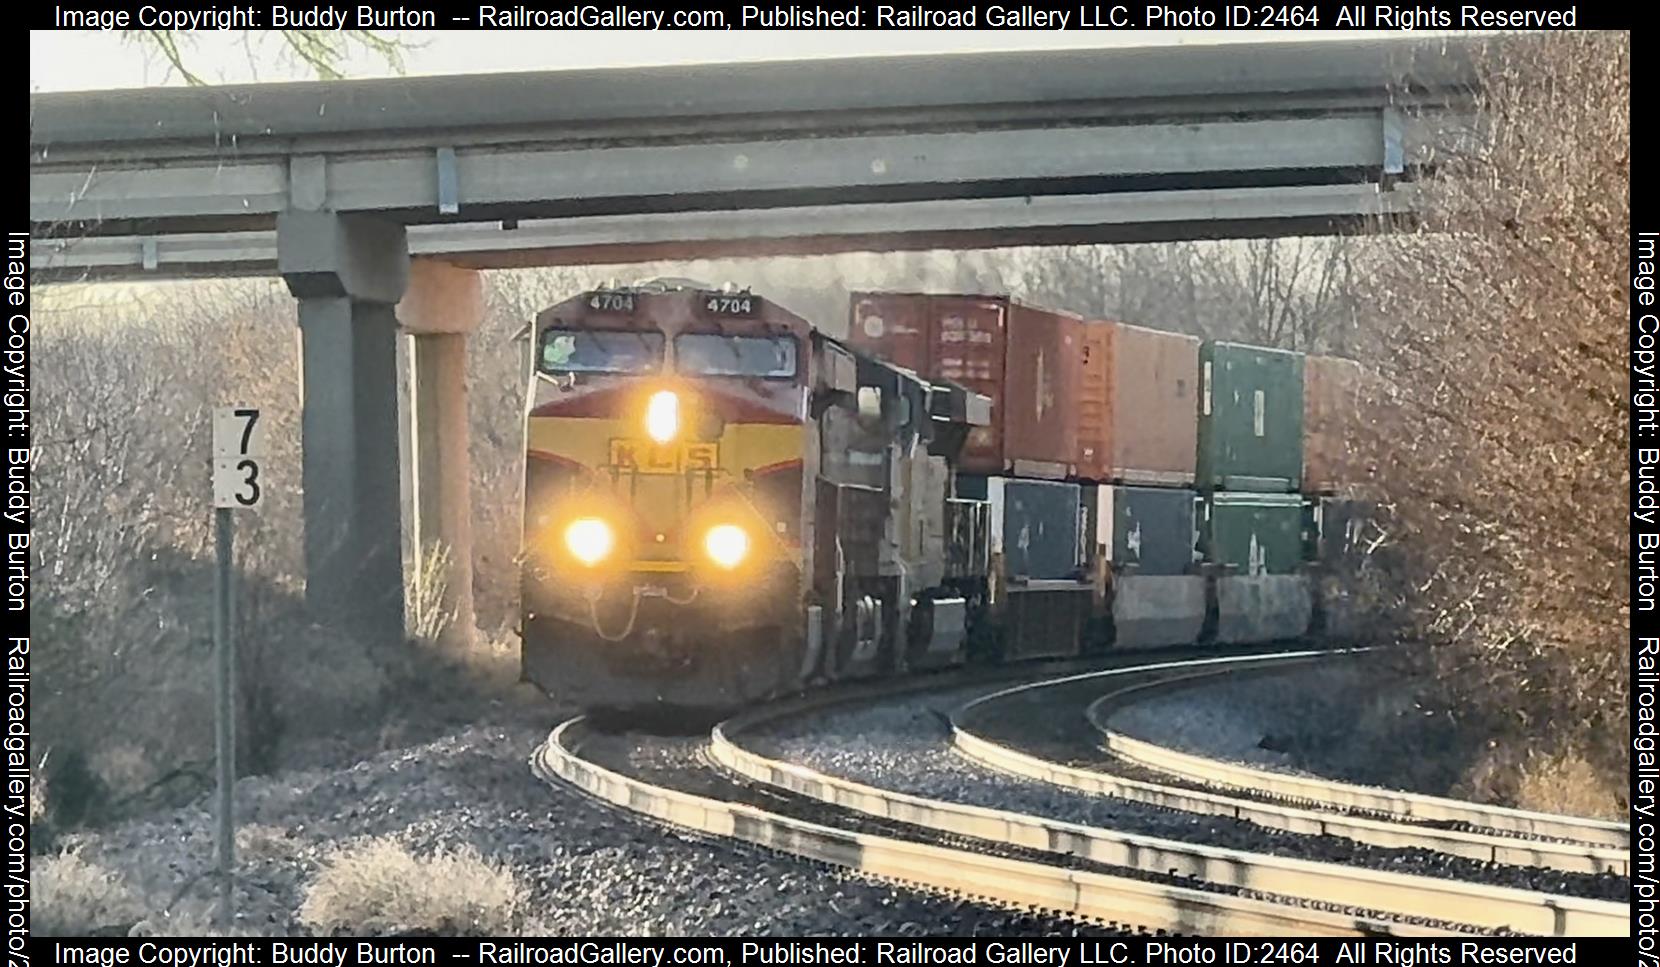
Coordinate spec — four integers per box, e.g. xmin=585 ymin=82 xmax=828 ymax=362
xmin=703 ymin=524 xmax=749 ymax=570
xmin=646 ymin=390 xmax=679 ymax=444
xmin=564 ymin=517 xmax=614 ymax=567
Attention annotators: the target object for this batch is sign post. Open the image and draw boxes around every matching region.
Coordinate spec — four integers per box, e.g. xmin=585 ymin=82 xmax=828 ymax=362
xmin=210 ymin=407 xmax=265 ymax=928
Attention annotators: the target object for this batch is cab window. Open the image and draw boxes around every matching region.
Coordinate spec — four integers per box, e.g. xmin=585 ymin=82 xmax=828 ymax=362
xmin=675 ymin=333 xmax=798 ymax=379
xmin=538 ymin=328 xmax=664 ymax=375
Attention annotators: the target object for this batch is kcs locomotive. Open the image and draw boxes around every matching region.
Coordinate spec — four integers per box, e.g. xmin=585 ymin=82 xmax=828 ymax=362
xmin=520 ymin=282 xmax=1355 ymax=714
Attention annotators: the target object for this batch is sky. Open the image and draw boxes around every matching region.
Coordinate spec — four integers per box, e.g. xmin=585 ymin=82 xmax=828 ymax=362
xmin=28 ymin=29 xmax=1429 ymax=92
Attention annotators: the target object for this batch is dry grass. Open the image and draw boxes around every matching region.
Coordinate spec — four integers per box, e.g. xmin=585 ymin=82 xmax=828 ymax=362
xmin=235 ymin=823 xmax=293 ymax=862
xmin=405 ymin=542 xmax=457 ymax=646
xmin=1513 ymin=750 xmax=1625 ymax=820
xmin=1457 ymin=743 xmax=1626 ymax=821
xmin=298 ymin=838 xmax=526 ymax=936
xmin=31 ymin=849 xmax=147 ymax=936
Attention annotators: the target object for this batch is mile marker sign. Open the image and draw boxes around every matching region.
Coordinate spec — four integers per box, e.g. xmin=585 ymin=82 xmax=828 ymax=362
xmin=212 ymin=407 xmax=267 ymax=509
xmin=208 ymin=406 xmax=267 ymax=925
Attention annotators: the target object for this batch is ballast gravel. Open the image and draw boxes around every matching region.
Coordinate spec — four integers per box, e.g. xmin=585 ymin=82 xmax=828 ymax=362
xmin=37 ymin=700 xmax=1111 ymax=938
xmin=1105 ymin=659 xmax=1474 ymax=794
xmin=739 ymin=682 xmax=1629 ymax=903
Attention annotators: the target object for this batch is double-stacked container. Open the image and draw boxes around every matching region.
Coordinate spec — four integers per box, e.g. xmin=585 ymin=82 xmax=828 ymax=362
xmin=849 ymin=293 xmax=1089 ymax=658
xmin=1073 ymin=321 xmax=1207 ymax=647
xmin=1194 ymin=342 xmax=1310 ymax=643
xmin=1303 ymin=353 xmax=1395 ymax=638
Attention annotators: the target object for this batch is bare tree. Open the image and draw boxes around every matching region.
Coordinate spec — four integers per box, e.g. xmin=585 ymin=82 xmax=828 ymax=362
xmin=1008 ymin=238 xmax=1365 ymax=351
xmin=121 ymin=30 xmax=408 ymax=85
xmin=1353 ymin=32 xmax=1630 ymax=807
xmin=1201 ymin=237 xmax=1366 ymax=352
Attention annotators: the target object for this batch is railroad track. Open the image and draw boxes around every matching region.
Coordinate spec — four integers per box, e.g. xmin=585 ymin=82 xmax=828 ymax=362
xmin=533 ymin=650 xmax=1627 ymax=937
xmin=540 ymin=714 xmax=1435 ymax=937
xmin=1083 ymin=669 xmax=1631 ymax=850
xmin=952 ymin=662 xmax=1631 ymax=878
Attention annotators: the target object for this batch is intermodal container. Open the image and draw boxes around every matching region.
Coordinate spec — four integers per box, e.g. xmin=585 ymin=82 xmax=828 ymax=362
xmin=1312 ymin=496 xmax=1377 ymax=570
xmin=1093 ymin=484 xmax=1197 ymax=576
xmin=848 ymin=292 xmax=1080 ymax=477
xmin=1196 ymin=341 xmax=1304 ymax=492
xmin=1076 ymin=321 xmax=1200 ymax=485
xmin=996 ymin=478 xmax=1085 ymax=582
xmin=1303 ymin=354 xmax=1365 ymax=495
xmin=1198 ymin=492 xmax=1306 ymax=576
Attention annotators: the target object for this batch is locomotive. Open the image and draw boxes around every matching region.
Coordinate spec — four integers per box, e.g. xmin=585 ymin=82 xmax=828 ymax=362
xmin=519 ymin=282 xmax=1365 ymax=715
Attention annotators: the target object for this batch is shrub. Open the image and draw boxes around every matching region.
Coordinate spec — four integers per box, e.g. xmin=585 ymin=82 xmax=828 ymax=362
xmin=298 ymin=838 xmax=526 ymax=936
xmin=31 ymin=849 xmax=147 ymax=936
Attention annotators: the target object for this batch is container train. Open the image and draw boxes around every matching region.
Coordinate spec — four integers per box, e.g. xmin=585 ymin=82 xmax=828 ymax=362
xmin=519 ymin=282 xmax=1378 ymax=715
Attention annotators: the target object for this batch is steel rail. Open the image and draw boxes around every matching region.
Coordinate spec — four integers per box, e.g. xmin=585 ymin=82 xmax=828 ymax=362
xmin=534 ymin=716 xmax=1456 ymax=938
xmin=709 ymin=656 xmax=1627 ymax=937
xmin=1084 ymin=670 xmax=1630 ymax=850
xmin=951 ymin=669 xmax=1630 ymax=877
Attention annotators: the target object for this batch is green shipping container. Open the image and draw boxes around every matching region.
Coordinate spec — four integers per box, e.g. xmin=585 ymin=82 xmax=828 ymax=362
xmin=1196 ymin=342 xmax=1304 ymax=492
xmin=1199 ymin=492 xmax=1307 ymax=576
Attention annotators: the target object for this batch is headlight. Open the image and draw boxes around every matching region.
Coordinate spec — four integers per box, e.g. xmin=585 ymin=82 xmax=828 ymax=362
xmin=564 ymin=517 xmax=614 ymax=567
xmin=703 ymin=524 xmax=749 ymax=570
xmin=646 ymin=390 xmax=679 ymax=444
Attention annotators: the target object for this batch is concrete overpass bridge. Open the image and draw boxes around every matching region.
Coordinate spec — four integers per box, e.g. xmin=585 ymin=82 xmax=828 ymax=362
xmin=28 ymin=37 xmax=1479 ymax=647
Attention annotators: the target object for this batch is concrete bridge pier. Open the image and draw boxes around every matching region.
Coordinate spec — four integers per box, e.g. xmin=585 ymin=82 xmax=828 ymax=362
xmin=398 ymin=260 xmax=482 ymax=650
xmin=279 ymin=211 xmax=410 ymax=645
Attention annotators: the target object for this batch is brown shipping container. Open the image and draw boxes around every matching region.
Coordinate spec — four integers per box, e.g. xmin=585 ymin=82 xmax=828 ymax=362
xmin=996 ymin=299 xmax=1081 ymax=477
xmin=1075 ymin=321 xmax=1200 ymax=485
xmin=848 ymin=293 xmax=932 ymax=373
xmin=928 ymin=296 xmax=1009 ymax=476
xmin=1303 ymin=354 xmax=1366 ymax=494
xmin=847 ymin=293 xmax=1079 ymax=476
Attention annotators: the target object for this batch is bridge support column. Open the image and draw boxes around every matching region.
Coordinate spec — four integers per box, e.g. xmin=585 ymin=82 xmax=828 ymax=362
xmin=279 ymin=211 xmax=410 ymax=645
xmin=398 ymin=260 xmax=482 ymax=650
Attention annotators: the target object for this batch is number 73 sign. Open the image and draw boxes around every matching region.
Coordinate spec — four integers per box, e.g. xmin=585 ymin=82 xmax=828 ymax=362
xmin=212 ymin=407 xmax=267 ymax=509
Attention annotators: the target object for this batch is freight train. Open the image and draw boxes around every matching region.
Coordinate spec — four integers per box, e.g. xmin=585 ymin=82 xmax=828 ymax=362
xmin=519 ymin=282 xmax=1377 ymax=715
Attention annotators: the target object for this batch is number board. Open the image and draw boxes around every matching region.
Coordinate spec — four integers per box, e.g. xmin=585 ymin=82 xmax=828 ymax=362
xmin=587 ymin=290 xmax=637 ymax=313
xmin=699 ymin=291 xmax=757 ymax=317
xmin=212 ymin=407 xmax=266 ymax=509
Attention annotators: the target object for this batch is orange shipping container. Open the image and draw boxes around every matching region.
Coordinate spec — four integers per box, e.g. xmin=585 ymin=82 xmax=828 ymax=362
xmin=848 ymin=293 xmax=1080 ymax=477
xmin=1303 ymin=354 xmax=1370 ymax=494
xmin=1075 ymin=321 xmax=1200 ymax=485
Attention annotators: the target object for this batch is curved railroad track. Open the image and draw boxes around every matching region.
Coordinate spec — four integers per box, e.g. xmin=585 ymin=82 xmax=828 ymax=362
xmin=952 ymin=662 xmax=1630 ymax=877
xmin=540 ymin=715 xmax=1435 ymax=937
xmin=533 ymin=650 xmax=1627 ymax=938
xmin=1083 ymin=668 xmax=1630 ymax=849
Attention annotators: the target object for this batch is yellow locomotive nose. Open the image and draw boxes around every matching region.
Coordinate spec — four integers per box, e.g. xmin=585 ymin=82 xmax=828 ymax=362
xmin=646 ymin=390 xmax=679 ymax=443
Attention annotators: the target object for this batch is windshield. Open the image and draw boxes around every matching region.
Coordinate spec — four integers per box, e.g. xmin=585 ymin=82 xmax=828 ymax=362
xmin=539 ymin=328 xmax=663 ymax=375
xmin=675 ymin=333 xmax=798 ymax=378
